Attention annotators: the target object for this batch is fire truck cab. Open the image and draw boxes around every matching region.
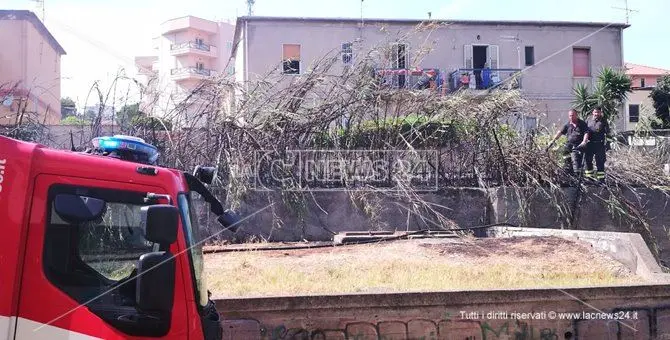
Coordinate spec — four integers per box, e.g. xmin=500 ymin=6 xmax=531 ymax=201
xmin=0 ymin=135 xmax=227 ymax=340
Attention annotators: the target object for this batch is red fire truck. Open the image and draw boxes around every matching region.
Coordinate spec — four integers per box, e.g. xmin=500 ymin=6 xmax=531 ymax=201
xmin=0 ymin=134 xmax=231 ymax=339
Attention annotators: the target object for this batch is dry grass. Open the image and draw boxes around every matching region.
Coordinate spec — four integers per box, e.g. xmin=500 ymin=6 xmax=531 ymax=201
xmin=204 ymin=237 xmax=642 ymax=298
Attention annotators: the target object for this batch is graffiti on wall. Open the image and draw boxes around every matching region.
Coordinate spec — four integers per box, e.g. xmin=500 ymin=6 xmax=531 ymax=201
xmin=221 ymin=306 xmax=670 ymax=340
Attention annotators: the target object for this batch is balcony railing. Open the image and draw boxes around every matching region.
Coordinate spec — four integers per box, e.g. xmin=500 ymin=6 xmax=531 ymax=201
xmin=170 ymin=41 xmax=213 ymax=52
xmin=169 ymin=41 xmax=218 ymax=58
xmin=170 ymin=67 xmax=217 ymax=79
xmin=375 ymin=68 xmax=444 ymax=91
xmin=449 ymin=68 xmax=522 ymax=92
xmin=373 ymin=68 xmax=522 ymax=94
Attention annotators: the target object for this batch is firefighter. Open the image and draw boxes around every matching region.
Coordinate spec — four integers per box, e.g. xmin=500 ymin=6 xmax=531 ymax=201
xmin=584 ymin=107 xmax=611 ymax=182
xmin=546 ymin=108 xmax=590 ymax=176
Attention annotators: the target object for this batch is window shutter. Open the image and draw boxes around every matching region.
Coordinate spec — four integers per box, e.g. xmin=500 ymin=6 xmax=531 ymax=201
xmin=464 ymin=45 xmax=473 ymax=69
xmin=573 ymin=48 xmax=590 ymax=77
xmin=488 ymin=45 xmax=499 ymax=69
xmin=283 ymin=44 xmax=301 ymax=61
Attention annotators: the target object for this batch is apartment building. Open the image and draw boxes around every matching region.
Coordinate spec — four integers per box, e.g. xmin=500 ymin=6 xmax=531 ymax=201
xmin=623 ymin=63 xmax=670 ymax=131
xmin=0 ymin=10 xmax=66 ymax=125
xmin=231 ymin=16 xmax=628 ymax=129
xmin=134 ymin=15 xmax=235 ymax=125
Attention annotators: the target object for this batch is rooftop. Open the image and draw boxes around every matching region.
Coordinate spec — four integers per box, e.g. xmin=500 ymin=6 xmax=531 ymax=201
xmin=0 ymin=10 xmax=66 ymax=55
xmin=625 ymin=62 xmax=670 ymax=76
xmin=236 ymin=15 xmax=630 ymax=29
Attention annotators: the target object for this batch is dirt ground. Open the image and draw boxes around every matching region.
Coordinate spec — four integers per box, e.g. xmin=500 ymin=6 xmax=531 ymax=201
xmin=204 ymin=236 xmax=641 ymax=298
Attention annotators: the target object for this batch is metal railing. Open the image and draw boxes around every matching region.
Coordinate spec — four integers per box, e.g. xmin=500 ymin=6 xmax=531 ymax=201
xmin=170 ymin=67 xmax=216 ymax=77
xmin=170 ymin=41 xmax=213 ymax=52
xmin=374 ymin=68 xmax=442 ymax=91
xmin=449 ymin=68 xmax=522 ymax=92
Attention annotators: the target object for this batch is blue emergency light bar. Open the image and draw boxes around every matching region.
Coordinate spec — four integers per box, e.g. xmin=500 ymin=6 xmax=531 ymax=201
xmin=91 ymin=135 xmax=159 ymax=165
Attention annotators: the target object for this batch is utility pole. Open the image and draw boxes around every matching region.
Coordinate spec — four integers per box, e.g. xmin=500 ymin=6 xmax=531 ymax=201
xmin=612 ymin=0 xmax=638 ymax=24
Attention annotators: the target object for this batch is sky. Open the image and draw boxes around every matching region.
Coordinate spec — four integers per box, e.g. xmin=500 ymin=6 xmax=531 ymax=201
xmin=4 ymin=0 xmax=669 ymax=109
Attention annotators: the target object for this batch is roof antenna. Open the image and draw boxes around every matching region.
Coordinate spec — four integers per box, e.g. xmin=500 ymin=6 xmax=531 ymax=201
xmin=29 ymin=0 xmax=45 ymax=22
xmin=612 ymin=0 xmax=638 ymax=24
xmin=246 ymin=0 xmax=255 ymax=16
xmin=359 ymin=0 xmax=364 ymax=42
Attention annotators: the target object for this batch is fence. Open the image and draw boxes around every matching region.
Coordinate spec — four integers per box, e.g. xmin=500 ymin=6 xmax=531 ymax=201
xmin=0 ymin=124 xmax=548 ymax=189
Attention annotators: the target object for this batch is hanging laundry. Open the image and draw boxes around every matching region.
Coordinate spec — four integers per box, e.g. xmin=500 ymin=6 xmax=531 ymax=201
xmin=482 ymin=67 xmax=491 ymax=89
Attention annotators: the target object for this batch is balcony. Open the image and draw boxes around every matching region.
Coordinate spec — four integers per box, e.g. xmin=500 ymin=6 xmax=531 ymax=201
xmin=170 ymin=41 xmax=218 ymax=58
xmin=161 ymin=16 xmax=218 ymax=35
xmin=448 ymin=68 xmax=522 ymax=92
xmin=170 ymin=67 xmax=218 ymax=81
xmin=375 ymin=68 xmax=444 ymax=91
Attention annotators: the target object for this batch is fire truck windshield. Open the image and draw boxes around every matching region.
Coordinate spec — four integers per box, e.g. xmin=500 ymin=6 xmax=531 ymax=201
xmin=177 ymin=193 xmax=209 ymax=307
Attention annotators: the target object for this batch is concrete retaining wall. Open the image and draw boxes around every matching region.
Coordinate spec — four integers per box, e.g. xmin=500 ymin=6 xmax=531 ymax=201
xmin=216 ymin=285 xmax=670 ymax=339
xmin=488 ymin=187 xmax=670 ymax=268
xmin=207 ymin=186 xmax=670 ymax=267
xmin=491 ymin=227 xmax=670 ymax=283
xmin=213 ymin=188 xmax=489 ymax=242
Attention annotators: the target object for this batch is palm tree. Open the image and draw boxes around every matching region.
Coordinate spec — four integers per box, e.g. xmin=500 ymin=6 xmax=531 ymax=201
xmin=572 ymin=66 xmax=632 ymax=124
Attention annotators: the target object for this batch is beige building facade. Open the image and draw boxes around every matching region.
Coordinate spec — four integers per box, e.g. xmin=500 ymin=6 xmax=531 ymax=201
xmin=623 ymin=63 xmax=670 ymax=131
xmin=0 ymin=10 xmax=66 ymax=126
xmin=231 ymin=17 xmax=628 ymax=129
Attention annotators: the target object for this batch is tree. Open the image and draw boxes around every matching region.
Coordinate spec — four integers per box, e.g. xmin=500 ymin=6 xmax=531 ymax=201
xmin=572 ymin=66 xmax=632 ymax=124
xmin=116 ymin=103 xmax=142 ymax=129
xmin=650 ymin=75 xmax=670 ymax=128
xmin=60 ymin=115 xmax=90 ymax=125
xmin=131 ymin=115 xmax=172 ymax=131
xmin=60 ymin=97 xmax=76 ymax=119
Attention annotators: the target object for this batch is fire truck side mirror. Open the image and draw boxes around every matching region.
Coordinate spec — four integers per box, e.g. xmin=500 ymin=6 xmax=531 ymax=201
xmin=194 ymin=165 xmax=216 ymax=185
xmin=140 ymin=205 xmax=178 ymax=245
xmin=136 ymin=251 xmax=176 ymax=317
xmin=54 ymin=194 xmax=107 ymax=223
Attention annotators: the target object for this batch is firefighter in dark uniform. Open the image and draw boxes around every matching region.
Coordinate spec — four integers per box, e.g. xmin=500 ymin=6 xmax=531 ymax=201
xmin=547 ymin=108 xmax=590 ymax=176
xmin=585 ymin=107 xmax=611 ymax=182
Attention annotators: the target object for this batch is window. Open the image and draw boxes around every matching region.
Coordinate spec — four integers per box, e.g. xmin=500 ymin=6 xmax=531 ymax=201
xmin=391 ymin=43 xmax=407 ymax=69
xmin=573 ymin=48 xmax=590 ymax=77
xmin=391 ymin=43 xmax=407 ymax=88
xmin=629 ymin=104 xmax=640 ymax=123
xmin=43 ymin=184 xmax=166 ymax=336
xmin=196 ymin=62 xmax=204 ymax=70
xmin=195 ymin=38 xmax=204 ymax=45
xmin=640 ymin=78 xmax=646 ymax=87
xmin=342 ymin=42 xmax=353 ymax=65
xmin=282 ymin=44 xmax=300 ymax=74
xmin=525 ymin=46 xmax=534 ymax=66
xmin=178 ymin=193 xmax=208 ymax=307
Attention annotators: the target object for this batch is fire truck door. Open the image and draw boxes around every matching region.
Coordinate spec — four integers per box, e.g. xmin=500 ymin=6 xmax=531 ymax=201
xmin=14 ymin=175 xmax=190 ymax=339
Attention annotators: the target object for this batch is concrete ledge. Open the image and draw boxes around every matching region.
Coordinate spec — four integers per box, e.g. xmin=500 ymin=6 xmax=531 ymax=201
xmin=216 ymin=285 xmax=670 ymax=339
xmin=217 ymin=284 xmax=670 ymax=312
xmin=490 ymin=227 xmax=670 ymax=283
